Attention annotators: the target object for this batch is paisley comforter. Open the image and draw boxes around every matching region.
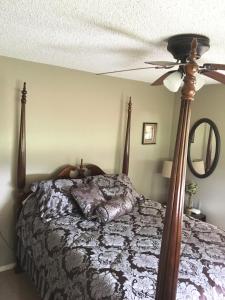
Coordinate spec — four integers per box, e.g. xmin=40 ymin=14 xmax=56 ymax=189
xmin=17 ymin=180 xmax=225 ymax=300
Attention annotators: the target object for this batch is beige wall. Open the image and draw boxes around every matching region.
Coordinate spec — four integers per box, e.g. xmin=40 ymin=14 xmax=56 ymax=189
xmin=186 ymin=85 xmax=225 ymax=230
xmin=0 ymin=56 xmax=175 ymax=267
xmin=171 ymin=85 xmax=225 ymax=230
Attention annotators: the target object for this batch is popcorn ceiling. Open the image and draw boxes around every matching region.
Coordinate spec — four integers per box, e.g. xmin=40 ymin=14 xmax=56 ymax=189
xmin=0 ymin=0 xmax=225 ymax=84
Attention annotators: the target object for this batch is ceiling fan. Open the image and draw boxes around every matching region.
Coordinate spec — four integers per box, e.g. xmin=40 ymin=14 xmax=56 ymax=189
xmin=97 ymin=34 xmax=225 ymax=92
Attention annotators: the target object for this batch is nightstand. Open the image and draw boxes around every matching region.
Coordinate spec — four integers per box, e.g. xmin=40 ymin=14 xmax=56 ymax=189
xmin=190 ymin=212 xmax=206 ymax=222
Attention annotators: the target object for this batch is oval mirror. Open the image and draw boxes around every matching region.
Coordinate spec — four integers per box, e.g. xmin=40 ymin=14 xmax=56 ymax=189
xmin=187 ymin=118 xmax=220 ymax=178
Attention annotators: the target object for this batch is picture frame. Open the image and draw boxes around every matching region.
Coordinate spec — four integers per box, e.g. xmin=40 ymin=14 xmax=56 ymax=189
xmin=142 ymin=122 xmax=157 ymax=144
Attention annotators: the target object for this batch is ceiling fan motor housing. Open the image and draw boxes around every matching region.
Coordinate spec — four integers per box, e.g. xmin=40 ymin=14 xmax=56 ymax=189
xmin=167 ymin=34 xmax=210 ymax=62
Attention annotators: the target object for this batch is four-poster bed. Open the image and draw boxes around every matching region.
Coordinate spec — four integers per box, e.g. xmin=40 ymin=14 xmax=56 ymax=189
xmin=16 ymin=39 xmax=225 ymax=300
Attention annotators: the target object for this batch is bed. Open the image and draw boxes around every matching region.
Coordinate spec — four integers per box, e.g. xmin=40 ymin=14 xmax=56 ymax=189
xmin=16 ymin=39 xmax=225 ymax=300
xmin=17 ymin=176 xmax=225 ymax=299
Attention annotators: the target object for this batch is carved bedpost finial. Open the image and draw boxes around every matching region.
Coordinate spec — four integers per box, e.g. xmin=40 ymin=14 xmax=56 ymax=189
xmin=128 ymin=97 xmax=132 ymax=112
xmin=190 ymin=38 xmax=197 ymax=62
xmin=79 ymin=158 xmax=86 ymax=177
xmin=21 ymin=82 xmax=27 ymax=104
xmin=181 ymin=38 xmax=198 ymax=102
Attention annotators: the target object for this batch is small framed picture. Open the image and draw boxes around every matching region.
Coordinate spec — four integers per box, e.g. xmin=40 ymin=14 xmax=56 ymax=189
xmin=142 ymin=123 xmax=157 ymax=144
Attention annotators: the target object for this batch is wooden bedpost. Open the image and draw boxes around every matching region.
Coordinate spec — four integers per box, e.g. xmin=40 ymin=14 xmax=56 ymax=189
xmin=156 ymin=39 xmax=198 ymax=299
xmin=17 ymin=82 xmax=27 ymax=198
xmin=122 ymin=97 xmax=132 ymax=175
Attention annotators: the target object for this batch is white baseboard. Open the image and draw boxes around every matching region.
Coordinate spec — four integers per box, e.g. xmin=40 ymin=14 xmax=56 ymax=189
xmin=0 ymin=263 xmax=16 ymax=272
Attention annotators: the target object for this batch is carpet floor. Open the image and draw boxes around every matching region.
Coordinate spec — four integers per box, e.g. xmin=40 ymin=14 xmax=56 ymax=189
xmin=0 ymin=269 xmax=41 ymax=300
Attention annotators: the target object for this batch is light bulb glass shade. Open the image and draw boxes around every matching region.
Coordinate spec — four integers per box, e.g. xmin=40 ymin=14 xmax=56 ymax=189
xmin=162 ymin=160 xmax=173 ymax=178
xmin=195 ymin=73 xmax=205 ymax=91
xmin=163 ymin=71 xmax=183 ymax=92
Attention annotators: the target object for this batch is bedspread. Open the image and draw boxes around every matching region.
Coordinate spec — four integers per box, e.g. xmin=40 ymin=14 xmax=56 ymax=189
xmin=17 ymin=198 xmax=225 ymax=300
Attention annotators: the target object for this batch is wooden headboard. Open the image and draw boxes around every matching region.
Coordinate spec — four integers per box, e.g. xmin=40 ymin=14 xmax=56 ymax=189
xmin=54 ymin=160 xmax=105 ymax=179
xmin=17 ymin=89 xmax=132 ymax=197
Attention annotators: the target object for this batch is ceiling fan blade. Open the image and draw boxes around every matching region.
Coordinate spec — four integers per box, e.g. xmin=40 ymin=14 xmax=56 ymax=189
xmin=145 ymin=61 xmax=181 ymax=68
xmin=203 ymin=63 xmax=225 ymax=71
xmin=96 ymin=66 xmax=158 ymax=75
xmin=201 ymin=70 xmax=225 ymax=85
xmin=151 ymin=70 xmax=177 ymax=86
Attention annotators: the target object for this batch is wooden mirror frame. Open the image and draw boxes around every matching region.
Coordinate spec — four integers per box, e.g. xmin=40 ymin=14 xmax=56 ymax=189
xmin=187 ymin=118 xmax=221 ymax=178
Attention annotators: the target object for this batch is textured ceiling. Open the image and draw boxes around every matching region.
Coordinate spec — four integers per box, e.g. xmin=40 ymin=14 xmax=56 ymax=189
xmin=1 ymin=0 xmax=225 ymax=85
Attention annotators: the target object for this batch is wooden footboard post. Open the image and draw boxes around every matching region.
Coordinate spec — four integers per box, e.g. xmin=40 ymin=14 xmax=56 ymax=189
xmin=17 ymin=82 xmax=27 ymax=200
xmin=155 ymin=40 xmax=198 ymax=299
xmin=122 ymin=97 xmax=132 ymax=175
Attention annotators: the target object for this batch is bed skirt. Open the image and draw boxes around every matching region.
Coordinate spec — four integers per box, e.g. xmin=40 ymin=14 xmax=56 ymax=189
xmin=17 ymin=238 xmax=47 ymax=299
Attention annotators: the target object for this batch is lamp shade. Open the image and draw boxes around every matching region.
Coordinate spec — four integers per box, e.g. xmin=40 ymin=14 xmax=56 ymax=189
xmin=163 ymin=71 xmax=205 ymax=93
xmin=163 ymin=71 xmax=183 ymax=92
xmin=195 ymin=73 xmax=205 ymax=91
xmin=192 ymin=160 xmax=205 ymax=174
xmin=162 ymin=160 xmax=173 ymax=178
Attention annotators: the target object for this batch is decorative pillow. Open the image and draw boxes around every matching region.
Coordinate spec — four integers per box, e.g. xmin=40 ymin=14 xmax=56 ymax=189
xmin=30 ymin=178 xmax=84 ymax=220
xmin=95 ymin=191 xmax=134 ymax=223
xmin=84 ymin=174 xmax=144 ymax=203
xmin=71 ymin=183 xmax=106 ymax=219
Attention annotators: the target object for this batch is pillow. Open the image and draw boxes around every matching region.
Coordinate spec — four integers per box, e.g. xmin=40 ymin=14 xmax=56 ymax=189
xmin=84 ymin=174 xmax=144 ymax=203
xmin=30 ymin=178 xmax=84 ymax=220
xmin=71 ymin=183 xmax=106 ymax=219
xmin=95 ymin=191 xmax=134 ymax=224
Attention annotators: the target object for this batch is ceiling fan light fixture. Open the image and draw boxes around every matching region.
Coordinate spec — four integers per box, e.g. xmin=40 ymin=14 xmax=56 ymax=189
xmin=163 ymin=71 xmax=183 ymax=92
xmin=195 ymin=73 xmax=205 ymax=91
